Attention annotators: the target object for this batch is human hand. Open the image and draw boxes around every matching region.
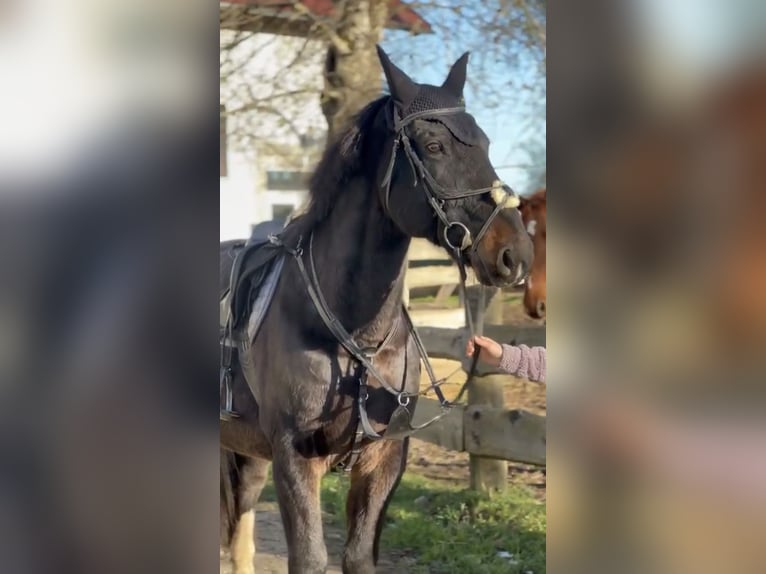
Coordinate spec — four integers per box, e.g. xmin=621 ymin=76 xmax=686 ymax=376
xmin=465 ymin=335 xmax=504 ymax=367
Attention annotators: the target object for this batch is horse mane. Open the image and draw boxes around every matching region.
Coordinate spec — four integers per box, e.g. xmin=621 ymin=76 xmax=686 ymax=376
xmin=284 ymin=96 xmax=392 ymax=238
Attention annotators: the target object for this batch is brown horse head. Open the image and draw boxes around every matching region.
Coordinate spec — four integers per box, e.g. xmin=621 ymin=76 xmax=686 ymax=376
xmin=519 ymin=189 xmax=546 ymax=318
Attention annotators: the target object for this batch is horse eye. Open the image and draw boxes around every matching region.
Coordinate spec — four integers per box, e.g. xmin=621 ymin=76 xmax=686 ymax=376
xmin=426 ymin=142 xmax=442 ymax=153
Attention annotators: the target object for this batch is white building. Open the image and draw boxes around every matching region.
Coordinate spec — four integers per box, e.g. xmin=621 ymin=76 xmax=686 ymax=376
xmin=219 ymin=31 xmax=325 ymax=240
xmin=219 ymin=1 xmax=429 ymax=240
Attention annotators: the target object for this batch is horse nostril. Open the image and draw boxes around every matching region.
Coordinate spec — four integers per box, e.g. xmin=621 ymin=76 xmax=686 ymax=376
xmin=536 ymin=300 xmax=546 ymax=317
xmin=497 ymin=248 xmax=513 ymax=277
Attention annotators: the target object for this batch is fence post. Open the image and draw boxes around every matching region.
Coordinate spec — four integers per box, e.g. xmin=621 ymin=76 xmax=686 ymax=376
xmin=467 ymin=374 xmax=508 ymax=493
xmin=485 ymin=287 xmax=505 ymax=325
xmin=475 ymin=285 xmax=486 ymax=335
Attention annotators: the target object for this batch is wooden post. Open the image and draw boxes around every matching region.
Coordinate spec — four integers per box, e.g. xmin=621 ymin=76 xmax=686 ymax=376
xmin=475 ymin=285 xmax=486 ymax=335
xmin=485 ymin=288 xmax=505 ymax=325
xmin=467 ymin=374 xmax=508 ymax=493
xmin=433 ymin=283 xmax=457 ymax=306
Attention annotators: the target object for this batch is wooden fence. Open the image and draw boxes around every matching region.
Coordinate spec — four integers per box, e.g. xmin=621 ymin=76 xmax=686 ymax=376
xmin=404 ymin=239 xmax=465 ymax=326
xmin=404 ymin=239 xmax=460 ymax=311
xmin=404 ymin=243 xmax=547 ymax=492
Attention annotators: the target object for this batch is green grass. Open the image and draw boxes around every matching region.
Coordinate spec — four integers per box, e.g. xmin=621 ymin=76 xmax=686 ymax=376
xmin=385 ymin=477 xmax=544 ymax=573
xmin=322 ymin=472 xmax=545 ymax=574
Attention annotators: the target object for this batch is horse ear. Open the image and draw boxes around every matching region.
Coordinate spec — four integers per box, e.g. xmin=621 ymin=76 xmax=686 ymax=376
xmin=442 ymin=52 xmax=470 ymax=98
xmin=376 ymin=45 xmax=418 ymax=108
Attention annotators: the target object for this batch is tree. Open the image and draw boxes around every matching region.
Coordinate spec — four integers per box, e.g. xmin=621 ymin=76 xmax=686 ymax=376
xmin=220 ymin=0 xmax=545 ymax=154
xmin=319 ymin=1 xmax=391 ymax=140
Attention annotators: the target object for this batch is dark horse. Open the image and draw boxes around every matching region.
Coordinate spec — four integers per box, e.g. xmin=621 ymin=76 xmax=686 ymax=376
xmin=220 ymin=47 xmax=534 ymax=574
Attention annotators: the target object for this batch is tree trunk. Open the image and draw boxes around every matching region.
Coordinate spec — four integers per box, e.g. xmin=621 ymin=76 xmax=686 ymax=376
xmin=320 ymin=0 xmax=389 ymax=142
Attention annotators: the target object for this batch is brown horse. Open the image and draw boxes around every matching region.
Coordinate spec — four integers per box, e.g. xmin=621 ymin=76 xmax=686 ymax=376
xmin=220 ymin=47 xmax=533 ymax=574
xmin=519 ymin=189 xmax=546 ymax=319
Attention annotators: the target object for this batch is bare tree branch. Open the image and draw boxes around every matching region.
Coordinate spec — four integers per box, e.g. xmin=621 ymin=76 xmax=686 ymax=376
xmin=221 ymin=0 xmax=546 ymax=185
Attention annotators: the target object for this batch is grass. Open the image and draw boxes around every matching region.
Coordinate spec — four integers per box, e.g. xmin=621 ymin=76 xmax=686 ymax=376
xmin=321 ymin=472 xmax=545 ymax=574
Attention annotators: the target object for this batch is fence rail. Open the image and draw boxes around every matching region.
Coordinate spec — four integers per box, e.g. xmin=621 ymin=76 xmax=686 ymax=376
xmin=404 ymin=239 xmax=460 ymax=308
xmin=418 ymin=325 xmax=546 ymax=374
xmin=412 ymin=396 xmax=546 ymax=467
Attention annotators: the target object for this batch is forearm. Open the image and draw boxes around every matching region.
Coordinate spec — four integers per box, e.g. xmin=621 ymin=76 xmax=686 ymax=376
xmin=499 ymin=344 xmax=546 ymax=382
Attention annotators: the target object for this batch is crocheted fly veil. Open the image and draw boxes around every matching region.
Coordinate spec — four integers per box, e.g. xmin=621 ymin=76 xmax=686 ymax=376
xmin=403 ymin=86 xmax=487 ymax=148
xmin=377 ymin=47 xmax=487 ymax=152
xmin=376 ymin=45 xmax=518 ymax=229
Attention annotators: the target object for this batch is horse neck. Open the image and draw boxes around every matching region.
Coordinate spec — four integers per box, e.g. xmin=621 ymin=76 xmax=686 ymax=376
xmin=309 ymin=176 xmax=409 ymax=344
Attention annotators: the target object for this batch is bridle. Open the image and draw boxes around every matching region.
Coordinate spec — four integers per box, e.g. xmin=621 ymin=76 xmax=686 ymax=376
xmin=268 ymin=102 xmax=523 ymax=470
xmin=380 ymin=104 xmax=520 ymax=272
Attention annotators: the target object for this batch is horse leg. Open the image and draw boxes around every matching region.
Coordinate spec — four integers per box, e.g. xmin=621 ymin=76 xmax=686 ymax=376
xmin=271 ymin=446 xmax=329 ymax=574
xmin=221 ymin=451 xmax=270 ymax=574
xmin=342 ymin=438 xmax=408 ymax=574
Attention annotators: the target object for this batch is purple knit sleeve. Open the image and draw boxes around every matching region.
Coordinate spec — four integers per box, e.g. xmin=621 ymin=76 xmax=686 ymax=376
xmin=499 ymin=344 xmax=546 ymax=382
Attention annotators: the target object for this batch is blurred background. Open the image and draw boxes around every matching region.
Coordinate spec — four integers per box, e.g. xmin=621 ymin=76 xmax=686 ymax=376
xmin=1 ymin=1 xmax=219 ymax=573
xmin=548 ymin=0 xmax=766 ymax=573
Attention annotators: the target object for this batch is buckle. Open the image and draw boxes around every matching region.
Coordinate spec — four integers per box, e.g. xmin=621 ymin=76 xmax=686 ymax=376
xmin=360 ymin=346 xmax=377 ymax=359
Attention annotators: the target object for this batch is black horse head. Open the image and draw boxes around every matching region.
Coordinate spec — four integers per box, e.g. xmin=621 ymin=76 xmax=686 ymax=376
xmin=287 ymin=47 xmax=533 ymax=287
xmin=371 ymin=46 xmax=534 ymax=286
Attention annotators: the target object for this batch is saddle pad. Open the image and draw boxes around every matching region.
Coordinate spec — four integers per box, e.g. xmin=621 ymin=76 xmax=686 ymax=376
xmin=221 ymin=240 xmax=283 ymax=330
xmin=246 ymin=253 xmax=285 ymax=344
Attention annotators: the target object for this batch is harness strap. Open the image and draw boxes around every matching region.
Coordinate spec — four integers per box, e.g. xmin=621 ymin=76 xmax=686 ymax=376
xmin=357 ymin=375 xmax=383 ymax=439
xmin=401 ymin=304 xmax=449 ymax=406
xmin=220 ymin=304 xmax=238 ymax=419
xmin=297 ymin=234 xmax=410 ymax=399
xmin=336 ymin=367 xmax=374 ymax=471
xmin=340 ymin=423 xmax=366 ymax=472
xmin=401 ymin=135 xmax=495 ymax=199
xmin=472 ymin=193 xmax=510 ymax=253
xmin=393 ymin=106 xmax=466 ymax=132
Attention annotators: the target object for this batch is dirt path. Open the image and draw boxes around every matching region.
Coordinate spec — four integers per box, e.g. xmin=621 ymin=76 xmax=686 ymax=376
xmin=220 ymin=502 xmax=412 ymax=573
